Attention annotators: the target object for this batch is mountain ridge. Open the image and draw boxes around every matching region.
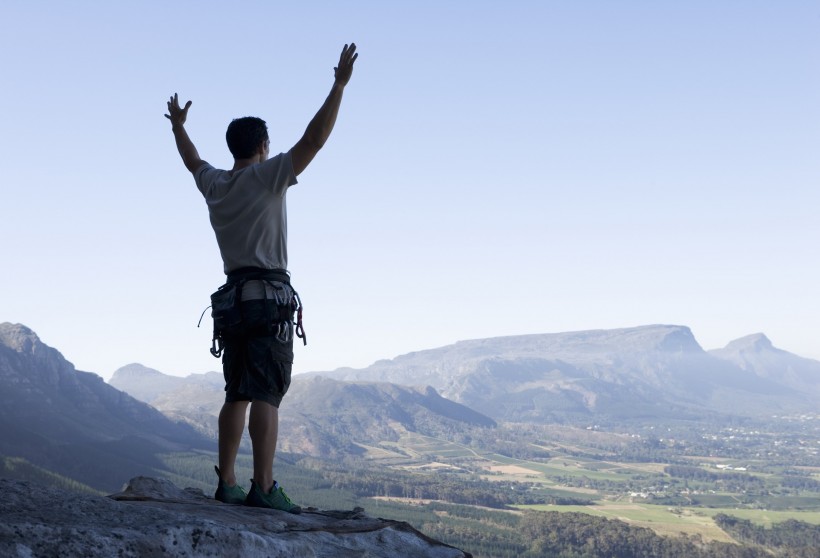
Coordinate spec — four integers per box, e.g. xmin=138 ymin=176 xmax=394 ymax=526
xmin=0 ymin=322 xmax=212 ymax=492
xmin=107 ymin=323 xmax=819 ymax=431
xmin=111 ymin=364 xmax=498 ymax=459
xmin=305 ymin=324 xmax=819 ymax=422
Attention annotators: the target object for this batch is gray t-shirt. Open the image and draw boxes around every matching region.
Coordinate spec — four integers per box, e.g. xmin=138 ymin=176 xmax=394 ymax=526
xmin=195 ymin=152 xmax=298 ymax=274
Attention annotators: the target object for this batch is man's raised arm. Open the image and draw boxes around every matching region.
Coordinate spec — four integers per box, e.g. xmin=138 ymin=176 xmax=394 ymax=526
xmin=165 ymin=93 xmax=208 ymax=174
xmin=290 ymin=43 xmax=358 ymax=176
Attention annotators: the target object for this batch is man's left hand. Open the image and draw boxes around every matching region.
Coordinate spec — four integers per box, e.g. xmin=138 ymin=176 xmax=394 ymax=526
xmin=334 ymin=43 xmax=358 ymax=87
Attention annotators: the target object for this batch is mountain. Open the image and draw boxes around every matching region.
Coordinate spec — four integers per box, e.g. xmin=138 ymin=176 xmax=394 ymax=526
xmin=279 ymin=377 xmax=496 ymax=457
xmin=709 ymin=333 xmax=820 ymax=397
xmin=306 ymin=325 xmax=820 ymax=423
xmin=110 ymin=364 xmax=225 ymax=438
xmin=109 ymin=366 xmax=496 ymax=458
xmin=110 ymin=363 xmax=190 ymax=402
xmin=0 ymin=323 xmax=211 ymax=492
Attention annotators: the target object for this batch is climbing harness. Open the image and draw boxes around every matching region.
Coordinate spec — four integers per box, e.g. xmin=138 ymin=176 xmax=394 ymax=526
xmin=198 ymin=268 xmax=306 ymax=358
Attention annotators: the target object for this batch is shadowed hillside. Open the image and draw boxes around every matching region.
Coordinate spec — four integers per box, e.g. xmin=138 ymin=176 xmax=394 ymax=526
xmin=112 ymin=365 xmax=497 ymax=459
xmin=0 ymin=323 xmax=212 ymax=492
xmin=279 ymin=376 xmax=496 ymax=457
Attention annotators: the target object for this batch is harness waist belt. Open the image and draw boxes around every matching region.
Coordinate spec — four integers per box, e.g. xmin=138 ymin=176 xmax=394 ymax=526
xmin=226 ymin=267 xmax=290 ymax=285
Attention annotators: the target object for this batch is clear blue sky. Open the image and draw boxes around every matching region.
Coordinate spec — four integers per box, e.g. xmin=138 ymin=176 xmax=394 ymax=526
xmin=1 ymin=1 xmax=818 ymax=379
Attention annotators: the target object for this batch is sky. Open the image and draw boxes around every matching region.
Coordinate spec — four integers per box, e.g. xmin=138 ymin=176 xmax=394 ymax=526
xmin=1 ymin=1 xmax=818 ymax=380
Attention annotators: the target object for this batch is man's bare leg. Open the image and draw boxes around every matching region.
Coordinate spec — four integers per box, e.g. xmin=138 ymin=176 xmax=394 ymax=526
xmin=218 ymin=400 xmax=249 ymax=486
xmin=248 ymin=399 xmax=279 ymax=493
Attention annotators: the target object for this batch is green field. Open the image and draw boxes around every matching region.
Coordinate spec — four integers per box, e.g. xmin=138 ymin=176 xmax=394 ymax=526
xmin=516 ymin=502 xmax=820 ymax=542
xmin=351 ymin=429 xmax=820 ymax=544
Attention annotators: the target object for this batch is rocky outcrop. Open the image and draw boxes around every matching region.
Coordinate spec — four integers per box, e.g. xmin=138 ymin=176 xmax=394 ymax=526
xmin=0 ymin=476 xmax=471 ymax=557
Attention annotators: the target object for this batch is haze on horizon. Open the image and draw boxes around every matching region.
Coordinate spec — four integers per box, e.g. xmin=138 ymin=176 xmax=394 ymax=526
xmin=1 ymin=1 xmax=817 ymax=379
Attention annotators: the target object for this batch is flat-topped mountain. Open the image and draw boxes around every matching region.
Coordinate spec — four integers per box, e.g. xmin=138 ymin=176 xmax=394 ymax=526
xmin=307 ymin=325 xmax=819 ymax=423
xmin=0 ymin=323 xmax=211 ymax=492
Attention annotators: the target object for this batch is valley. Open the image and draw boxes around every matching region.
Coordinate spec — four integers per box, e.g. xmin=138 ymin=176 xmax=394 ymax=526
xmin=150 ymin=416 xmax=819 ymax=557
xmin=3 ymin=322 xmax=819 ymax=557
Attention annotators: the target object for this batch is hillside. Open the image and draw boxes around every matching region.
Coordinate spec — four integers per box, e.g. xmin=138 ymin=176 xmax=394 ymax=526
xmin=111 ymin=365 xmax=497 ymax=458
xmin=110 ymin=364 xmax=225 ymax=438
xmin=0 ymin=323 xmax=212 ymax=492
xmin=280 ymin=377 xmax=496 ymax=457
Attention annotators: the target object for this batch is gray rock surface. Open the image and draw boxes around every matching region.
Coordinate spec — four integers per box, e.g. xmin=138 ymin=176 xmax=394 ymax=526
xmin=0 ymin=476 xmax=471 ymax=558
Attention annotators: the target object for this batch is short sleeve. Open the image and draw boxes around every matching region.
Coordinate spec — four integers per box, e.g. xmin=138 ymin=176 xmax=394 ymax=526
xmin=257 ymin=152 xmax=298 ymax=196
xmin=194 ymin=163 xmax=217 ymax=196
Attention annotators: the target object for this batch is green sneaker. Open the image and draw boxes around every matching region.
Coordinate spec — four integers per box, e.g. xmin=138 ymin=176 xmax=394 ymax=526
xmin=214 ymin=466 xmax=247 ymax=504
xmin=244 ymin=480 xmax=302 ymax=514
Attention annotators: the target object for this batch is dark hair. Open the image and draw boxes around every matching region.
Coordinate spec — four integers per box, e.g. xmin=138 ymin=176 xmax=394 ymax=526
xmin=225 ymin=117 xmax=269 ymax=159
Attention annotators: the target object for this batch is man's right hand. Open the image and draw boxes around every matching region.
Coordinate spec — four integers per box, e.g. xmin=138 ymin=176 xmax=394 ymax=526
xmin=290 ymin=43 xmax=359 ymax=176
xmin=333 ymin=43 xmax=358 ymax=87
xmin=166 ymin=92 xmax=207 ymax=174
xmin=165 ymin=93 xmax=193 ymax=128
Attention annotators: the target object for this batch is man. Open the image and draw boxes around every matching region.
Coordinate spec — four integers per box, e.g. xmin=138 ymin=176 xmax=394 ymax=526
xmin=165 ymin=43 xmax=358 ymax=513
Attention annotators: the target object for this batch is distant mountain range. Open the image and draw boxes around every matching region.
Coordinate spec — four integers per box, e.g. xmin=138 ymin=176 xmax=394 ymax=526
xmin=4 ymin=321 xmax=818 ymax=493
xmin=109 ymin=363 xmax=225 ymax=439
xmin=110 ymin=365 xmax=497 ymax=458
xmin=0 ymin=323 xmax=212 ymax=492
xmin=304 ymin=325 xmax=820 ymax=423
xmin=108 ymin=324 xmax=819 ymax=447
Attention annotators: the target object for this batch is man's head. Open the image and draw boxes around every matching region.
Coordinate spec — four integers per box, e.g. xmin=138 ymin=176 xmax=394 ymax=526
xmin=226 ymin=117 xmax=269 ymax=160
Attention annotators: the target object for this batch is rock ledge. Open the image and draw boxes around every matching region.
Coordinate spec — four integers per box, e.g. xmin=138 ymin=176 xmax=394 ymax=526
xmin=0 ymin=477 xmax=471 ymax=557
